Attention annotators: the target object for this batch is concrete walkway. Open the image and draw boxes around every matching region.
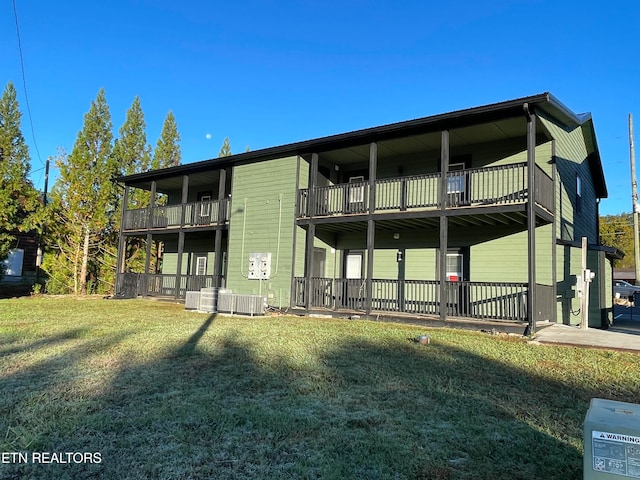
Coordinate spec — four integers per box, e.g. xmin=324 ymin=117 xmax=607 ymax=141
xmin=531 ymin=306 xmax=640 ymax=352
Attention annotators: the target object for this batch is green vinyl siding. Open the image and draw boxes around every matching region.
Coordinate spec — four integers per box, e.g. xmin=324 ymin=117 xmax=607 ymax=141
xmin=538 ymin=114 xmax=597 ymax=243
xmin=471 ymin=232 xmax=527 ymax=283
xmin=162 ymin=252 xmax=188 ymax=275
xmin=372 ymin=250 xmax=397 ymax=278
xmin=405 ymin=249 xmax=437 ymax=280
xmin=161 ymin=237 xmax=216 ymax=276
xmin=225 ymin=156 xmax=299 ymax=307
xmin=370 ymin=249 xmax=438 ymax=280
xmin=470 ymin=224 xmax=553 ymax=284
xmin=294 ymin=226 xmax=307 ymax=278
xmin=556 ymin=244 xmax=611 ymax=327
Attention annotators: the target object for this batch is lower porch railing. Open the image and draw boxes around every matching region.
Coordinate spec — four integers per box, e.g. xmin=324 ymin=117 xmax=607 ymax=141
xmin=294 ymin=277 xmax=532 ymax=322
xmin=117 ymin=273 xmax=224 ymax=298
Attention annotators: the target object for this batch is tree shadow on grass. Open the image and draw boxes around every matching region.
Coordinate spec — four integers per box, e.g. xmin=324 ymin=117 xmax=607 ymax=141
xmin=0 ymin=327 xmax=135 ymax=480
xmin=0 ymin=327 xmax=92 ymax=357
xmin=2 ymin=316 xmax=640 ymax=479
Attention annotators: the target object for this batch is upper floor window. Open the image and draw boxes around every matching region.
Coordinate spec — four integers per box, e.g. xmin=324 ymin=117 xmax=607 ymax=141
xmin=576 ymin=174 xmax=582 ymax=213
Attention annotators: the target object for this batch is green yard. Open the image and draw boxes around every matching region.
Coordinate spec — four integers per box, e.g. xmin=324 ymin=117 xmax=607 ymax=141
xmin=1 ymin=297 xmax=639 ymax=479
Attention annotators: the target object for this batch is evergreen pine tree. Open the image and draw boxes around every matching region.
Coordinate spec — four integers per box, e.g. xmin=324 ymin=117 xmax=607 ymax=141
xmin=47 ymin=88 xmax=116 ymax=294
xmin=114 ymin=96 xmax=152 ymax=176
xmin=0 ymin=81 xmax=39 ymax=275
xmin=218 ymin=137 xmax=232 ymax=157
xmin=153 ymin=111 xmax=181 ymax=169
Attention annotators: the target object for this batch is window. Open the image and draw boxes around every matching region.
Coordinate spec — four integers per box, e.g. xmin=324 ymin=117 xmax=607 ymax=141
xmin=348 ymin=176 xmax=365 ymax=203
xmin=195 ymin=255 xmax=207 ymax=276
xmin=447 ymin=163 xmax=466 ymax=194
xmin=199 ymin=194 xmax=211 ymax=217
xmin=576 ymin=174 xmax=582 ymax=213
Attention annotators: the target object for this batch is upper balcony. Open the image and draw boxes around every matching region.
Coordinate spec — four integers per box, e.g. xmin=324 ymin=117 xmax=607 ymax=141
xmin=122 ymin=198 xmax=230 ymax=232
xmin=296 ymin=162 xmax=553 ymax=220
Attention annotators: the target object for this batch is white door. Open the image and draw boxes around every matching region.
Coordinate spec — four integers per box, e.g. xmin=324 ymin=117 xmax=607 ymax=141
xmin=195 ymin=255 xmax=207 ymax=276
xmin=345 ymin=253 xmax=363 ymax=279
xmin=446 ymin=252 xmax=463 ymax=282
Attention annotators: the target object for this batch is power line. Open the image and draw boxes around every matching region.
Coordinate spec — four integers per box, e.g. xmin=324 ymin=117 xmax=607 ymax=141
xmin=12 ymin=0 xmax=44 ymax=170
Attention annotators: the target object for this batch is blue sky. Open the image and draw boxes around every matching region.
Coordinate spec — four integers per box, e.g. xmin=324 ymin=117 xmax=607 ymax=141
xmin=2 ymin=0 xmax=639 ymax=215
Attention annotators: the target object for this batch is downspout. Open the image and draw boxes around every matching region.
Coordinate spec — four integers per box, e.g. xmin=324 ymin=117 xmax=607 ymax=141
xmin=596 ymin=198 xmax=601 ymax=245
xmin=239 ymin=198 xmax=248 ymax=278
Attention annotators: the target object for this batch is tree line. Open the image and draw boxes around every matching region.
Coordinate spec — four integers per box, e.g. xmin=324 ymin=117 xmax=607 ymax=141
xmin=0 ymin=81 xmax=232 ymax=295
xmin=4 ymin=78 xmax=635 ymax=295
xmin=600 ymin=214 xmax=635 ymax=269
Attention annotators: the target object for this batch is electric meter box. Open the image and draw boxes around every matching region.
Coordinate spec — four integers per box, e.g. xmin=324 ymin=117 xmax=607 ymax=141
xmin=248 ymin=252 xmax=271 ymax=280
xmin=584 ymin=398 xmax=640 ymax=479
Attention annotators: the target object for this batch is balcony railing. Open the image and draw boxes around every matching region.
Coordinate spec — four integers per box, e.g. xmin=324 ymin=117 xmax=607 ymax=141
xmin=297 ymin=163 xmax=554 ymax=218
xmin=294 ymin=277 xmax=533 ymax=322
xmin=117 ymin=273 xmax=224 ymax=298
xmin=123 ymin=198 xmax=229 ymax=231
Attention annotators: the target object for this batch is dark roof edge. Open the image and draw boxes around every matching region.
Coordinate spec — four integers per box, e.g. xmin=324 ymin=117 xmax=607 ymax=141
xmin=117 ymin=92 xmax=589 ymax=184
xmin=583 ymin=118 xmax=608 ymax=199
xmin=556 ymin=238 xmax=623 ymax=259
xmin=533 ymin=93 xmax=607 ymax=199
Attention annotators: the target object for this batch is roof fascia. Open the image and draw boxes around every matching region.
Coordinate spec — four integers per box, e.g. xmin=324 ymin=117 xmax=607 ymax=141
xmin=117 ymin=92 xmax=561 ymax=185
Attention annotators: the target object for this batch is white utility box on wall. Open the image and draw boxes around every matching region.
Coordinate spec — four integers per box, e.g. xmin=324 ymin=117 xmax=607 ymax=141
xmin=584 ymin=398 xmax=640 ymax=479
xmin=248 ymin=252 xmax=271 ymax=280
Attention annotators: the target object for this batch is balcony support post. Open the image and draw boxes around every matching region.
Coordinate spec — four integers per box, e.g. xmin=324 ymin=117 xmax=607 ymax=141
xmin=143 ymin=181 xmax=156 ymax=282
xmin=303 ymin=154 xmax=319 ymax=310
xmin=175 ymin=230 xmax=185 ymax=300
xmin=551 ymin=145 xmax=558 ymax=324
xmin=174 ymin=176 xmax=189 ymax=299
xmin=147 ymin=180 xmax=157 ymax=228
xmin=290 ymin=156 xmax=302 ymax=310
xmin=304 ymin=223 xmax=315 ymax=311
xmin=180 ymin=175 xmax=189 ymax=225
xmin=308 ymin=153 xmax=318 ymax=217
xmin=525 ymin=104 xmax=537 ymax=334
xmin=365 ymin=142 xmax=377 ymax=316
xmin=115 ymin=185 xmax=129 ymax=294
xmin=145 ymin=233 xmax=152 ymax=276
xmin=439 ymin=130 xmax=450 ymax=322
xmin=214 ymin=169 xmax=227 ymax=287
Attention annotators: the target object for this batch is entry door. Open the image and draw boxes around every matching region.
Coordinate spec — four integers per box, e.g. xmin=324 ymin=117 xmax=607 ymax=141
xmin=346 ymin=176 xmax=367 ymax=214
xmin=445 ymin=249 xmax=470 ymax=316
xmin=447 ymin=163 xmax=469 ymax=206
xmin=446 ymin=252 xmax=464 ymax=282
xmin=311 ymin=248 xmax=330 ymax=307
xmin=197 ymin=192 xmax=212 ymax=225
xmin=342 ymin=251 xmax=365 ymax=309
xmin=188 ymin=253 xmax=210 ymax=291
xmin=194 ymin=254 xmax=208 ymax=276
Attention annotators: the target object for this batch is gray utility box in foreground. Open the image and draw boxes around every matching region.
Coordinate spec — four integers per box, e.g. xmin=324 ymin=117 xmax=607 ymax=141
xmin=584 ymin=398 xmax=640 ymax=479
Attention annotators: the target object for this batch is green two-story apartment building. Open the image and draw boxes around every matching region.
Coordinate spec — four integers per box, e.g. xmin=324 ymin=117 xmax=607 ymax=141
xmin=115 ymin=93 xmax=616 ymax=333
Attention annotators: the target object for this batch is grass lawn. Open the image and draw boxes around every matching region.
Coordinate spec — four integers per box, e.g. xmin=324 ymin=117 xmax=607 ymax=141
xmin=1 ymin=297 xmax=640 ymax=479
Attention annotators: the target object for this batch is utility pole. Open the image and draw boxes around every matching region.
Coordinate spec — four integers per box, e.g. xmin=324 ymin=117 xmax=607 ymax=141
xmin=630 ymin=114 xmax=640 ymax=286
xmin=35 ymin=158 xmax=49 ymax=275
xmin=43 ymin=157 xmax=49 ymax=206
